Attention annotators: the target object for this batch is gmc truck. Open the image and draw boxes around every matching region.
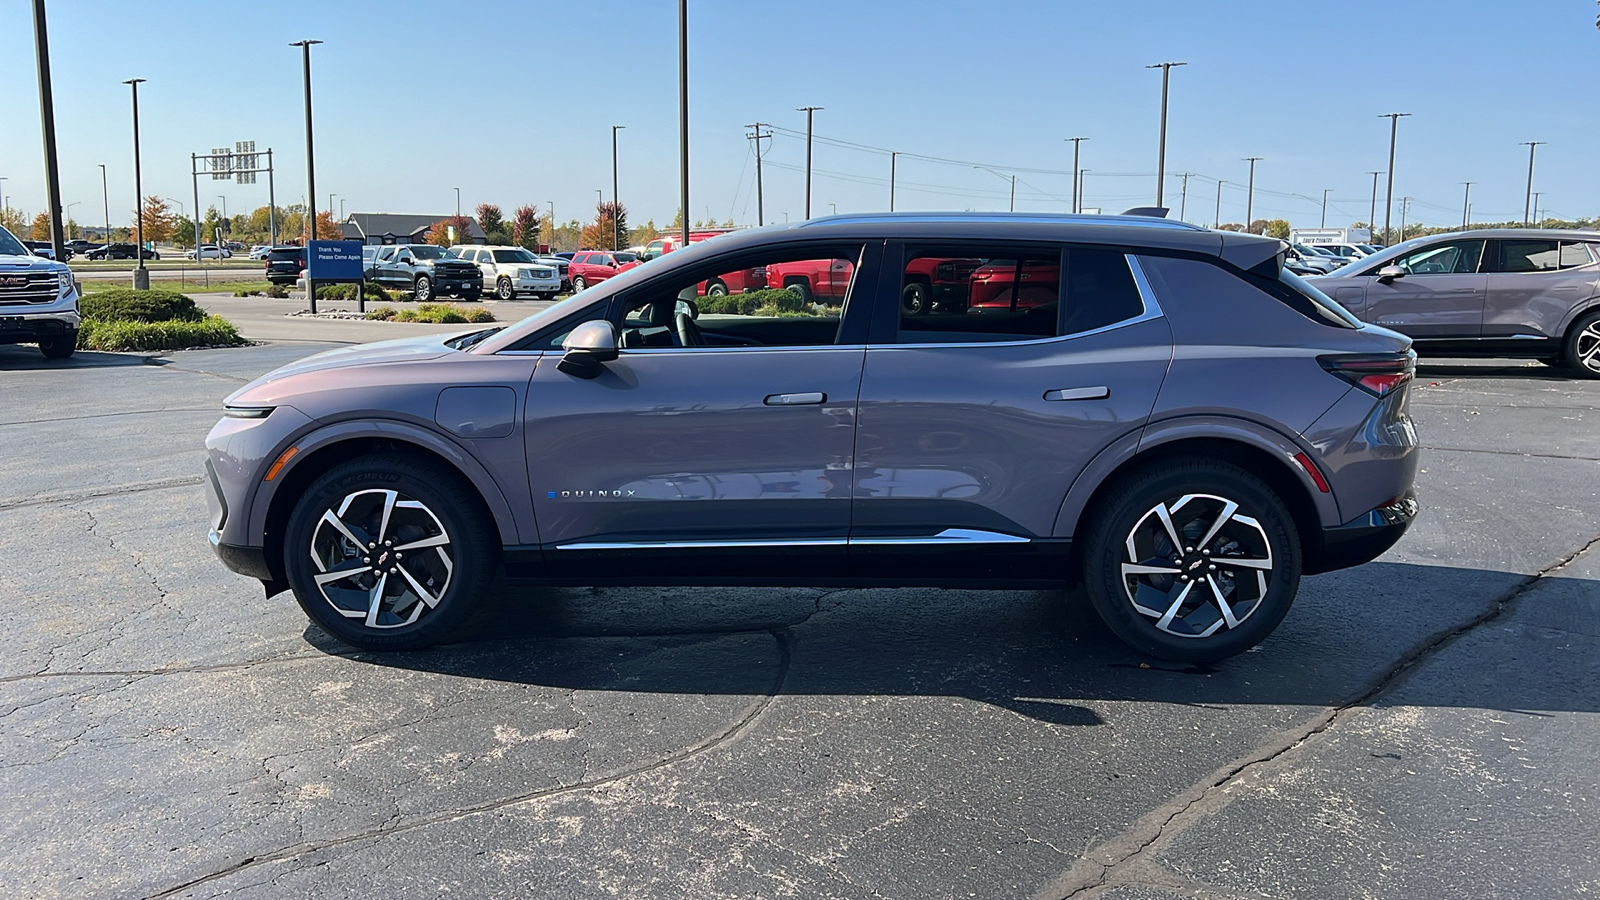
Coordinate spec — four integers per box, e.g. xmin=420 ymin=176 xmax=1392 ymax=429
xmin=0 ymin=225 xmax=80 ymax=358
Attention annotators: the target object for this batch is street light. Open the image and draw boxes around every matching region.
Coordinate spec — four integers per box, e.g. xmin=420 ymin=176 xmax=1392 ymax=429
xmin=1243 ymin=157 xmax=1263 ymax=227
xmin=797 ymin=106 xmax=821 ymax=219
xmin=889 ymin=151 xmax=898 ymax=212
xmin=123 ymin=77 xmax=148 ymax=287
xmin=973 ymin=166 xmax=1015 ymax=211
xmin=1320 ymin=188 xmax=1331 ymax=229
xmin=290 ymin=39 xmax=322 ymax=310
xmin=64 ymin=201 xmax=79 ymax=239
xmin=32 ymin=0 xmax=67 ymax=262
xmin=1379 ymin=113 xmax=1411 ymax=244
xmin=1460 ymin=182 xmax=1474 ymax=230
xmin=1146 ymin=62 xmax=1186 ymax=208
xmin=677 ymin=0 xmax=689 ymax=249
xmin=1367 ymin=171 xmax=1383 ymax=236
xmin=453 ymin=186 xmax=460 ymax=220
xmin=218 ymin=194 xmax=228 ymax=245
xmin=98 ymin=164 xmax=109 ymax=247
xmin=1066 ymin=137 xmax=1088 ymax=213
xmin=611 ymin=124 xmax=625 ymax=249
xmin=1214 ymin=180 xmax=1225 ymax=228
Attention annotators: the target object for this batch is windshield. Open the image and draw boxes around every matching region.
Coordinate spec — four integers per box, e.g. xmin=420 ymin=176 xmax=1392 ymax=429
xmin=0 ymin=227 xmax=28 ymax=258
xmin=411 ymin=246 xmax=452 ymax=259
xmin=492 ymin=248 xmax=537 ymax=264
xmin=614 ymin=251 xmax=638 ymax=263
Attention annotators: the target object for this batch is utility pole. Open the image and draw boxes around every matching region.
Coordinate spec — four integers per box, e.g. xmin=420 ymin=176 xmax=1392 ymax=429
xmin=1520 ymin=141 xmax=1545 ymax=226
xmin=1146 ymin=62 xmax=1186 ymax=209
xmin=1066 ymin=137 xmax=1087 ymax=214
xmin=98 ymin=164 xmax=110 ymax=247
xmin=1243 ymin=157 xmax=1262 ymax=228
xmin=797 ymin=106 xmax=821 ymax=219
xmin=291 ymin=39 xmax=322 ymax=311
xmin=889 ymin=151 xmax=897 ymax=211
xmin=1398 ymin=196 xmax=1411 ymax=242
xmin=1532 ymin=191 xmax=1543 ymax=226
xmin=746 ymin=122 xmax=770 ymax=225
xmin=124 ymin=78 xmax=148 ymax=288
xmin=1379 ymin=113 xmax=1410 ymax=245
xmin=1460 ymin=182 xmax=1473 ymax=230
xmin=1078 ymin=170 xmax=1089 ymax=212
xmin=1367 ymin=171 xmax=1383 ymax=236
xmin=31 ymin=0 xmax=66 ymax=263
xmin=1179 ymin=173 xmax=1191 ymax=222
xmin=1320 ymin=189 xmax=1331 ymax=228
xmin=677 ymin=0 xmax=689 ymax=248
xmin=1214 ymin=180 xmax=1224 ymax=228
xmin=611 ymin=124 xmax=625 ymax=249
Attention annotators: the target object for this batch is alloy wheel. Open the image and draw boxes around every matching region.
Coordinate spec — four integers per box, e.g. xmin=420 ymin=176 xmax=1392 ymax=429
xmin=1576 ymin=322 xmax=1600 ymax=374
xmin=1119 ymin=493 xmax=1274 ymax=639
xmin=307 ymin=488 xmax=454 ymax=629
xmin=414 ymin=276 xmax=432 ymax=302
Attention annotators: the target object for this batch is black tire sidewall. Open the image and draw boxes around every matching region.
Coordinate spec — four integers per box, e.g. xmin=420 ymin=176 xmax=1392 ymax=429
xmin=1081 ymin=459 xmax=1302 ymax=662
xmin=1564 ymin=310 xmax=1600 ymax=379
xmin=283 ymin=454 xmax=496 ymax=651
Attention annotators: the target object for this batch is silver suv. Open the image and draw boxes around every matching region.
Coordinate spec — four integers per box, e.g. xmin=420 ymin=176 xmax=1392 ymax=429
xmin=1311 ymin=229 xmax=1600 ymax=377
xmin=0 ymin=226 xmax=80 ymax=359
xmin=205 ymin=213 xmax=1420 ymax=662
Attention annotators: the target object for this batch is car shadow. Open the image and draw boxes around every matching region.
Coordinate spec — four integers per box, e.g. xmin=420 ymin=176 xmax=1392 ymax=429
xmin=300 ymin=560 xmax=1598 ymax=727
xmin=1416 ymin=360 xmax=1578 ymax=381
xmin=0 ymin=344 xmax=155 ymax=370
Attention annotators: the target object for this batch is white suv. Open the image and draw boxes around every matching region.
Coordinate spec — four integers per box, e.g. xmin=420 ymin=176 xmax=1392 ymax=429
xmin=450 ymin=245 xmax=561 ymax=300
xmin=0 ymin=226 xmax=81 ymax=358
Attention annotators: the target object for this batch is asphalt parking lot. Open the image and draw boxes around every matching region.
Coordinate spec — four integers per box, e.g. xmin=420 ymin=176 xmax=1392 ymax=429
xmin=1 ymin=335 xmax=1596 ymax=899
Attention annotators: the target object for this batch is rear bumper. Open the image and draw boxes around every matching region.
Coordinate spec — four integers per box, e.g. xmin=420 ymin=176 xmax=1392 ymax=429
xmin=1309 ymin=492 xmax=1418 ymax=575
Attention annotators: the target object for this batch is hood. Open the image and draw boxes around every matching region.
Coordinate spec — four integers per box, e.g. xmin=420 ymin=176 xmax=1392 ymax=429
xmin=227 ymin=332 xmax=464 ymax=404
xmin=0 ymin=253 xmax=66 ymax=274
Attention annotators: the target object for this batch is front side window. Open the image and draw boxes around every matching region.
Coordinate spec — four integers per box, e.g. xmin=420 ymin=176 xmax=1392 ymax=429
xmin=410 ymin=246 xmax=449 ymax=260
xmin=1497 ymin=239 xmax=1560 ymax=273
xmin=493 ymin=248 xmax=535 ymax=264
xmin=1391 ymin=239 xmax=1484 ymax=275
xmin=894 ymin=246 xmax=1143 ymax=344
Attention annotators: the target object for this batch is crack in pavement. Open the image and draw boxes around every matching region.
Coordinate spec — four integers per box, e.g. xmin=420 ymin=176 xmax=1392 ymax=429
xmin=143 ymin=628 xmax=796 ymax=899
xmin=1418 ymin=445 xmax=1600 ymax=462
xmin=0 ymin=406 xmax=218 ymax=427
xmin=2 ymin=651 xmax=331 ymax=686
xmin=0 ymin=476 xmax=201 ymax=511
xmin=1035 ymin=528 xmax=1600 ymax=900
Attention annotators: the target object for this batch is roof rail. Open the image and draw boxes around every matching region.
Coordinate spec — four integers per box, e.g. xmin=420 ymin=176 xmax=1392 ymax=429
xmin=796 ymin=211 xmax=1206 ymax=231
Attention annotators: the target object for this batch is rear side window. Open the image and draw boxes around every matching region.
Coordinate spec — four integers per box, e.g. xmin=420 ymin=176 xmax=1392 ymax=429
xmin=1497 ymin=239 xmax=1560 ymax=273
xmin=894 ymin=246 xmax=1143 ymax=344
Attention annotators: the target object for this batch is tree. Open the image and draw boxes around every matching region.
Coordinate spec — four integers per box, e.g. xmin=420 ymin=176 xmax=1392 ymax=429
xmin=0 ymin=206 xmax=26 ymax=235
xmin=139 ymin=195 xmax=174 ymax=243
xmin=171 ymin=218 xmax=195 ymax=248
xmin=1264 ymin=219 xmax=1291 ymax=239
xmin=424 ymin=214 xmax=473 ymax=247
xmin=1216 ymin=222 xmax=1244 ymax=232
xmin=1246 ymin=219 xmax=1270 ymax=235
xmin=312 ymin=210 xmax=342 ymax=241
xmin=511 ymin=205 xmax=541 ymax=250
xmin=29 ymin=212 xmax=51 ymax=241
xmin=581 ymin=201 xmax=628 ymax=250
xmin=476 ymin=204 xmax=512 ymax=245
xmin=202 ymin=206 xmax=223 ymax=246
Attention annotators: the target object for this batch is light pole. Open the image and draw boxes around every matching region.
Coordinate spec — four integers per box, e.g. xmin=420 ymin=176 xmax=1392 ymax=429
xmin=889 ymin=151 xmax=898 ymax=212
xmin=1379 ymin=112 xmax=1411 ymax=244
xmin=291 ymin=38 xmax=322 ymax=311
xmin=677 ymin=0 xmax=689 ymax=249
xmin=1460 ymin=182 xmax=1473 ymax=230
xmin=124 ymin=78 xmax=148 ymax=287
xmin=829 ymin=203 xmax=837 ymax=216
xmin=1214 ymin=180 xmax=1224 ymax=228
xmin=1243 ymin=157 xmax=1263 ymax=228
xmin=1520 ymin=141 xmax=1545 ymax=226
xmin=1066 ymin=137 xmax=1087 ymax=213
xmin=98 ymin=164 xmax=110 ymax=246
xmin=32 ymin=0 xmax=66 ymax=262
xmin=973 ymin=166 xmax=1015 ymax=211
xmin=218 ymin=194 xmax=228 ymax=245
xmin=64 ymin=201 xmax=79 ymax=239
xmin=1320 ymin=189 xmax=1331 ymax=228
xmin=546 ymin=200 xmax=554 ymax=250
xmin=1367 ymin=171 xmax=1383 ymax=236
xmin=453 ymin=186 xmax=460 ymax=220
xmin=797 ymin=106 xmax=822 ymax=219
xmin=1146 ymin=62 xmax=1186 ymax=208
xmin=611 ymin=124 xmax=625 ymax=249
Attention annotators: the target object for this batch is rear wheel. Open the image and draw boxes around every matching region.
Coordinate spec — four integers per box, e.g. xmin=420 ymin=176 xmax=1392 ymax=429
xmin=413 ymin=275 xmax=433 ymax=302
xmin=572 ymin=275 xmax=588 ymax=292
xmin=1564 ymin=310 xmax=1600 ymax=378
xmin=38 ymin=336 xmax=75 ymax=359
xmin=283 ymin=454 xmax=497 ymax=651
xmin=1080 ymin=458 xmax=1301 ymax=662
xmin=785 ymin=279 xmax=813 ymax=304
xmin=901 ymin=281 xmax=931 ymax=316
xmin=497 ymin=277 xmax=515 ymax=300
xmin=706 ymin=280 xmax=728 ymax=297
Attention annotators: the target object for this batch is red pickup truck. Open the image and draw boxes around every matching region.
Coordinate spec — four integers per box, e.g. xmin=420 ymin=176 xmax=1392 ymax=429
xmin=901 ymin=256 xmax=983 ymax=315
xmin=764 ymin=258 xmax=855 ymax=304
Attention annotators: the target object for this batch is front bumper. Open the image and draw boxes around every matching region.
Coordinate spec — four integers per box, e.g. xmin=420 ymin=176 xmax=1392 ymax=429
xmin=1310 ymin=492 xmax=1418 ymax=575
xmin=0 ymin=307 xmax=80 ymax=345
xmin=515 ymin=275 xmax=561 ymax=293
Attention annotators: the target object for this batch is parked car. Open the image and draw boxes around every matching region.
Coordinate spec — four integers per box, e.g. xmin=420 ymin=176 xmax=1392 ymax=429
xmin=1309 ymin=229 xmax=1600 ymax=377
xmin=248 ymin=245 xmax=273 ymax=260
xmin=204 ymin=211 xmax=1420 ymax=663
xmin=639 ymin=228 xmax=738 ymax=260
xmin=567 ymin=250 xmax=642 ymax=292
xmin=535 ymin=253 xmax=572 ymax=292
xmin=64 ymin=239 xmax=95 ymax=256
xmin=1283 ymin=245 xmax=1337 ymax=275
xmin=366 ymin=244 xmax=482 ymax=301
xmin=86 ymin=243 xmax=159 ymax=261
xmin=1320 ymin=243 xmax=1380 ymax=262
xmin=450 ymin=245 xmax=562 ymax=301
xmin=20 ymin=241 xmax=58 ymax=260
xmin=0 ymin=225 xmax=80 ymax=358
xmin=185 ymin=244 xmax=232 ymax=260
xmin=264 ymin=246 xmax=306 ymax=285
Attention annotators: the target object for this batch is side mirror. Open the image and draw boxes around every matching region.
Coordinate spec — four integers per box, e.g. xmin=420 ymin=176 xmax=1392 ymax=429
xmin=1376 ymin=265 xmax=1406 ymax=284
xmin=557 ymin=320 xmax=619 ymax=379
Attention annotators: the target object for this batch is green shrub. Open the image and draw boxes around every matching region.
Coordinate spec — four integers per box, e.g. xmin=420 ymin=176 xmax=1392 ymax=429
xmin=78 ymin=314 xmax=245 ymax=351
xmin=366 ymin=303 xmax=493 ymax=324
xmin=365 ymin=305 xmax=397 ymax=321
xmin=699 ymin=288 xmax=807 ymax=316
xmin=312 ymin=281 xmax=392 ymax=303
xmin=79 ymin=288 xmax=202 ymax=324
xmin=265 ymin=284 xmax=290 ymax=299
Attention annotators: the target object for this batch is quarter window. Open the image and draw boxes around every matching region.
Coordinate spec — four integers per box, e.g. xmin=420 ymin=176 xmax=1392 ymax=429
xmin=1558 ymin=242 xmax=1593 ymax=269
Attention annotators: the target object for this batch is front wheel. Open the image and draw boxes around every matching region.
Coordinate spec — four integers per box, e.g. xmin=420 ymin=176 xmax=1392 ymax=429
xmin=412 ymin=275 xmax=432 ymax=302
xmin=901 ymin=281 xmax=931 ymax=316
xmin=496 ymin=277 xmax=515 ymax=300
xmin=283 ymin=454 xmax=498 ymax=651
xmin=1079 ymin=458 xmax=1301 ymax=663
xmin=1564 ymin=310 xmax=1600 ymax=378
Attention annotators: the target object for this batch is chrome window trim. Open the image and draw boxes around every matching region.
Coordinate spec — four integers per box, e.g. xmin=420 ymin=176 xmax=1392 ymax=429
xmin=618 ymin=343 xmax=868 ymax=355
xmin=554 ymin=528 xmax=1030 ymax=551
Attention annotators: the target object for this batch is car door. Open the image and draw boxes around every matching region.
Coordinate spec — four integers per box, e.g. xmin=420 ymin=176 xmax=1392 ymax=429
xmin=850 ymin=242 xmax=1171 ymax=578
xmin=522 ymin=241 xmax=878 ymax=578
xmin=1482 ymin=239 xmax=1598 ymax=339
xmin=1359 ymin=238 xmax=1487 ymax=338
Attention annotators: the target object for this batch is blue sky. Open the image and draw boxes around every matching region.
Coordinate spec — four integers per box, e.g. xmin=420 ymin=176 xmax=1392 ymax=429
xmin=2 ymin=0 xmax=1596 ymax=232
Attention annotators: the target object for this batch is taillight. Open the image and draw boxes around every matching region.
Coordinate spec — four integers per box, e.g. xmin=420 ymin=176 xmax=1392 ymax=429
xmin=1318 ymin=352 xmax=1415 ymax=397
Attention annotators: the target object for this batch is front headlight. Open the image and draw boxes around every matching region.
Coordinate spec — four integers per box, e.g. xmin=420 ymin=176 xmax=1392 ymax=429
xmin=57 ymin=271 xmax=73 ymax=296
xmin=222 ymin=405 xmax=275 ymax=419
xmin=518 ymin=268 xmax=533 ymax=278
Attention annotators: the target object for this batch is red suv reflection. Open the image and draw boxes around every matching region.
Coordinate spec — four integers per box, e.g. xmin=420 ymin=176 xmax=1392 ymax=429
xmin=967 ymin=259 xmax=1060 ymax=312
xmin=568 ymin=251 xmax=642 ymax=292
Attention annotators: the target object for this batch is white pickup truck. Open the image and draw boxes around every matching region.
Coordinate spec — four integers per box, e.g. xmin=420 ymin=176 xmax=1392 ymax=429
xmin=0 ymin=225 xmax=80 ymax=358
xmin=450 ymin=245 xmax=562 ymax=301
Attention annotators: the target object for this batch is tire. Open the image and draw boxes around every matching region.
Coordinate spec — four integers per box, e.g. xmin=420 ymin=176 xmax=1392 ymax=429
xmin=706 ymin=280 xmax=728 ymax=297
xmin=901 ymin=281 xmax=931 ymax=316
xmin=412 ymin=275 xmax=432 ymax=302
xmin=1079 ymin=458 xmax=1302 ymax=663
xmin=785 ymin=279 xmax=813 ymax=304
xmin=497 ymin=277 xmax=515 ymax=300
xmin=572 ymin=275 xmax=588 ymax=292
xmin=38 ymin=337 xmax=75 ymax=359
xmin=1563 ymin=310 xmax=1600 ymax=379
xmin=282 ymin=453 xmax=498 ymax=651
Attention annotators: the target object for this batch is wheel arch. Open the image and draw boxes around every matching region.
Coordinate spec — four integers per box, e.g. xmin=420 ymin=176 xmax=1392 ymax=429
xmin=1056 ymin=420 xmax=1340 ymax=579
xmin=1555 ymin=297 xmax=1600 ymax=345
xmin=252 ymin=422 xmax=524 ymax=585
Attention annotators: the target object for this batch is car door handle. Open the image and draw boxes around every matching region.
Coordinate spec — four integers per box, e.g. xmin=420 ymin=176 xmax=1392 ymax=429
xmin=764 ymin=392 xmax=826 ymax=406
xmin=1044 ymin=387 xmax=1110 ymax=402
